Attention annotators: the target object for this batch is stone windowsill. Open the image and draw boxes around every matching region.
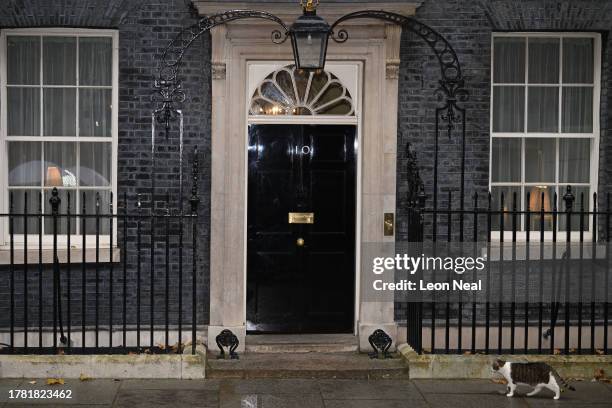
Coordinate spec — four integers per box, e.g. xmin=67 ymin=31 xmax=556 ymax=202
xmin=0 ymin=247 xmax=121 ymax=265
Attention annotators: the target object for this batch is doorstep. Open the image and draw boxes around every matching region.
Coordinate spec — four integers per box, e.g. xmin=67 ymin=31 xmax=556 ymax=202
xmin=244 ymin=333 xmax=359 ymax=353
xmin=0 ymin=345 xmax=206 ymax=379
xmin=208 ymin=333 xmax=405 ymax=379
xmin=206 ymin=352 xmax=408 ymax=379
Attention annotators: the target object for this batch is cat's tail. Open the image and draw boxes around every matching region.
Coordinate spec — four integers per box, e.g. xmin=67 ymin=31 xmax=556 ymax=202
xmin=552 ymin=369 xmax=576 ymax=391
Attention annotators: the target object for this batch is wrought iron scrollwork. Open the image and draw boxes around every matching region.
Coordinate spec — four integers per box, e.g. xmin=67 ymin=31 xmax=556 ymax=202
xmin=216 ymin=329 xmax=240 ymax=359
xmin=405 ymin=142 xmax=425 ymax=208
xmin=152 ymin=10 xmax=290 ymax=135
xmin=368 ymin=329 xmax=393 ymax=359
xmin=329 ymin=10 xmax=468 ymax=135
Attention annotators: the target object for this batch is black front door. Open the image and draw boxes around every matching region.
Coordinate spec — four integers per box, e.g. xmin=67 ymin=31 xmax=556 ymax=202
xmin=247 ymin=124 xmax=357 ymax=333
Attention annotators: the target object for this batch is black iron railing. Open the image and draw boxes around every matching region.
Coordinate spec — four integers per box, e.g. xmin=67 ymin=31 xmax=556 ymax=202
xmin=405 ymin=186 xmax=611 ymax=355
xmin=0 ymin=155 xmax=201 ymax=355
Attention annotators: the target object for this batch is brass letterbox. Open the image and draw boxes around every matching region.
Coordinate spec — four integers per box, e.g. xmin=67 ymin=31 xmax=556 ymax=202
xmin=288 ymin=212 xmax=315 ymax=224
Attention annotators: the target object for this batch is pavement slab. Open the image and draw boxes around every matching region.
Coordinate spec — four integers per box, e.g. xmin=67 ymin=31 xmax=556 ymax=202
xmin=0 ymin=378 xmax=610 ymax=407
xmin=318 ymin=379 xmax=422 ymax=400
xmin=113 ymin=389 xmax=218 ymax=408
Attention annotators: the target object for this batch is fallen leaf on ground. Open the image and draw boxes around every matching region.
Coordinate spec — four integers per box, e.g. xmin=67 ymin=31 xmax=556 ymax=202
xmin=596 ymin=349 xmax=604 ymax=355
xmin=594 ymin=368 xmax=605 ymax=380
xmin=46 ymin=378 xmax=65 ymax=385
xmin=128 ymin=351 xmax=137 ymax=356
xmin=463 ymin=351 xmax=472 ymax=355
xmin=57 ymin=349 xmax=65 ymax=355
xmin=79 ymin=373 xmax=92 ymax=381
xmin=553 ymin=349 xmax=562 ymax=355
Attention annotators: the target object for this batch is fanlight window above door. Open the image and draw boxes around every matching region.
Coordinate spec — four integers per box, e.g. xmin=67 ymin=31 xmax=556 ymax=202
xmin=250 ymin=65 xmax=354 ymax=116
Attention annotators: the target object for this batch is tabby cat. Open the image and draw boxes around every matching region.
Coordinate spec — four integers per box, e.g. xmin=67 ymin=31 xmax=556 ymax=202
xmin=492 ymin=359 xmax=575 ymax=400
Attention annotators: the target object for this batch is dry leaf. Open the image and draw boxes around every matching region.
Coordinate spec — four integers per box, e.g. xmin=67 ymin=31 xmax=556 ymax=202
xmin=594 ymin=368 xmax=605 ymax=380
xmin=79 ymin=373 xmax=92 ymax=381
xmin=57 ymin=349 xmax=65 ymax=355
xmin=128 ymin=351 xmax=137 ymax=356
xmin=492 ymin=378 xmax=507 ymax=384
xmin=463 ymin=351 xmax=472 ymax=355
xmin=553 ymin=349 xmax=562 ymax=355
xmin=46 ymin=378 xmax=65 ymax=385
xmin=28 ymin=380 xmax=36 ymax=384
xmin=144 ymin=348 xmax=151 ymax=354
xmin=596 ymin=349 xmax=604 ymax=355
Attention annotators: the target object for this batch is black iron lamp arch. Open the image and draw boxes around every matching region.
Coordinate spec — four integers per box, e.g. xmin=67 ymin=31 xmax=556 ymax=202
xmin=151 ymin=2 xmax=469 ymax=229
xmin=152 ymin=5 xmax=468 ymax=135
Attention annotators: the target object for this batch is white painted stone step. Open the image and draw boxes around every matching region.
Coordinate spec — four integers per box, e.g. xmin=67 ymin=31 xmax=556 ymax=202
xmin=244 ymin=334 xmax=359 ymax=353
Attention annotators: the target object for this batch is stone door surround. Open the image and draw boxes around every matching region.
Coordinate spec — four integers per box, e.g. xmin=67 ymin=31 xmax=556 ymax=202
xmin=193 ymin=1 xmax=422 ymax=352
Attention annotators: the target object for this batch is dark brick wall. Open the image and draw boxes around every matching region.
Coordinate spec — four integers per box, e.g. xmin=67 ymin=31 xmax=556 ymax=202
xmin=0 ymin=0 xmax=212 ymax=331
xmin=395 ymin=0 xmax=612 ymax=321
xmin=1 ymin=0 xmax=610 ymax=333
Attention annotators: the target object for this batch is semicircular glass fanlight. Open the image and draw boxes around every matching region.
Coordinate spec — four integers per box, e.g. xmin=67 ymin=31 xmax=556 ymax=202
xmin=250 ymin=65 xmax=354 ymax=116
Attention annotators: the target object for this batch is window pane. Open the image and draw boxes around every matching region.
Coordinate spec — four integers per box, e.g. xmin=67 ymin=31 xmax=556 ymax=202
xmin=493 ymin=86 xmax=524 ymax=132
xmin=44 ymin=189 xmax=76 ymax=234
xmin=7 ymin=36 xmax=40 ymax=85
xmin=79 ymin=89 xmax=112 ymax=137
xmin=44 ymin=142 xmax=76 ymax=187
xmin=8 ymin=142 xmax=41 ymax=186
xmin=527 ymin=87 xmax=559 ymax=132
xmin=43 ymin=88 xmax=76 ymax=136
xmin=79 ymin=37 xmax=112 ymax=86
xmin=528 ymin=38 xmax=559 ymax=84
xmin=80 ymin=143 xmax=112 ymax=186
xmin=7 ymin=87 xmax=40 ymax=136
xmin=491 ymin=186 xmax=521 ymax=231
xmin=558 ymin=186 xmax=589 ymax=232
xmin=563 ymin=38 xmax=594 ymax=83
xmin=43 ymin=37 xmax=76 ymax=85
xmin=562 ymin=87 xmax=593 ymax=133
xmin=83 ymin=190 xmax=111 ymax=235
xmin=491 ymin=138 xmax=521 ymax=182
xmin=9 ymin=189 xmax=41 ymax=234
xmin=559 ymin=139 xmax=590 ymax=183
xmin=525 ymin=138 xmax=555 ymax=183
xmin=493 ymin=37 xmax=525 ymax=83
xmin=525 ymin=185 xmax=556 ymax=232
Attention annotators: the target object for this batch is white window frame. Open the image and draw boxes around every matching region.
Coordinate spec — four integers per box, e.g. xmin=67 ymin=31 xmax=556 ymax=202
xmin=0 ymin=28 xmax=119 ymax=249
xmin=489 ymin=32 xmax=601 ymax=242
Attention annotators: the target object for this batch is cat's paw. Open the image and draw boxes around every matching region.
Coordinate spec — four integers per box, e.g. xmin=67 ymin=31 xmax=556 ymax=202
xmin=553 ymin=395 xmax=560 ymax=400
xmin=506 ymin=393 xmax=514 ymax=397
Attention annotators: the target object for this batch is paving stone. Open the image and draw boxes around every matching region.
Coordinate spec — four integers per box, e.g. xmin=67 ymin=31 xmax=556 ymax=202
xmin=220 ymin=393 xmax=324 ymax=408
xmin=413 ymin=379 xmax=506 ymax=394
xmin=0 ymin=380 xmax=24 ymax=403
xmin=318 ymin=379 xmax=421 ymax=400
xmin=324 ymin=399 xmax=429 ymax=408
xmin=119 ymin=379 xmax=220 ymax=391
xmin=113 ymin=388 xmax=217 ymax=408
xmin=220 ymin=379 xmax=320 ymax=395
xmin=522 ymin=381 xmax=612 ymax=406
xmin=423 ymin=394 xmax=530 ymax=408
